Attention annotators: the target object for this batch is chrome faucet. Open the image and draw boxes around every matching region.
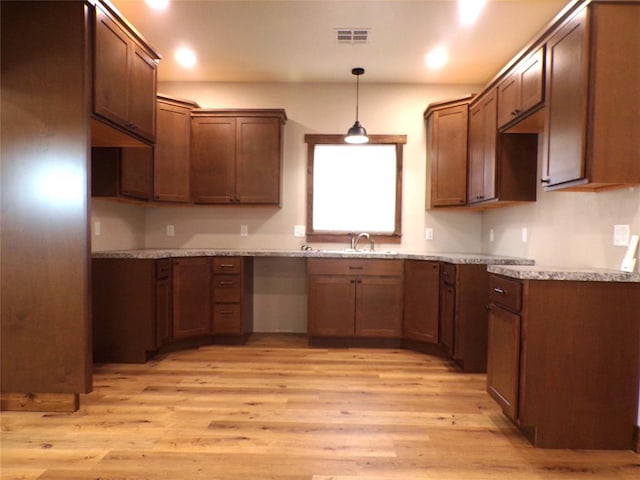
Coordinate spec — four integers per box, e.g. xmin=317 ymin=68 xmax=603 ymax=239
xmin=353 ymin=232 xmax=375 ymax=251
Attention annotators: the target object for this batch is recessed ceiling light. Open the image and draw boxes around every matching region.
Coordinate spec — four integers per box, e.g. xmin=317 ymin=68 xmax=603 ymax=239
xmin=175 ymin=47 xmax=197 ymax=68
xmin=458 ymin=0 xmax=487 ymax=26
xmin=145 ymin=0 xmax=169 ymax=10
xmin=425 ymin=47 xmax=448 ymax=70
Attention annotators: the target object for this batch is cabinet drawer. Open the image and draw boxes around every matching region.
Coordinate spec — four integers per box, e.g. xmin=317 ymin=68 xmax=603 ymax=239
xmin=307 ymin=258 xmax=403 ymax=276
xmin=213 ymin=275 xmax=241 ymax=303
xmin=213 ymin=257 xmax=243 ymax=274
xmin=441 ymin=263 xmax=456 ymax=285
xmin=489 ymin=275 xmax=522 ymax=312
xmin=213 ymin=304 xmax=242 ymax=335
xmin=155 ymin=258 xmax=172 ymax=279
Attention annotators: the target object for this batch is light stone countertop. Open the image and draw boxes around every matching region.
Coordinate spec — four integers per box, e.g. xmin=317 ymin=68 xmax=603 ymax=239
xmin=487 ymin=264 xmax=640 ymax=283
xmin=91 ymin=248 xmax=535 ymax=265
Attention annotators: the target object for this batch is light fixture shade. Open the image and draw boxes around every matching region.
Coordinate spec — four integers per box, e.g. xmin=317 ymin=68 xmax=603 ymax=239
xmin=345 ymin=121 xmax=369 ymax=144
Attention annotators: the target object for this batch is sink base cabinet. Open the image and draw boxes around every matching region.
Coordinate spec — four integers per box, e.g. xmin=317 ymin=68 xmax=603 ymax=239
xmin=488 ymin=275 xmax=640 ymax=450
xmin=307 ymin=258 xmax=403 ymax=341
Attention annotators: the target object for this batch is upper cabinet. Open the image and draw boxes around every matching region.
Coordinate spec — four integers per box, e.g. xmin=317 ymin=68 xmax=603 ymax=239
xmin=542 ymin=2 xmax=640 ymax=191
xmin=191 ymin=109 xmax=287 ymax=205
xmin=424 ymin=97 xmax=472 ymax=208
xmin=468 ymin=89 xmax=537 ymax=207
xmin=93 ymin=2 xmax=159 ymax=144
xmin=154 ymin=95 xmax=199 ymax=203
xmin=497 ymin=47 xmax=545 ymax=130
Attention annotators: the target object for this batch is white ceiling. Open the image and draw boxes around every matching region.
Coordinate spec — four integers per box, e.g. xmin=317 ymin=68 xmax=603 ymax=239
xmin=112 ymin=0 xmax=569 ymax=85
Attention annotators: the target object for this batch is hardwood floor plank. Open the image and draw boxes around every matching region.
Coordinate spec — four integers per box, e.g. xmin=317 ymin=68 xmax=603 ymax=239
xmin=2 ymin=335 xmax=638 ymax=479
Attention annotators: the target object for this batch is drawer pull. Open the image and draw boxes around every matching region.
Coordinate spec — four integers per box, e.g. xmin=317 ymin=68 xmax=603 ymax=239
xmin=219 ymin=310 xmax=234 ymax=316
xmin=219 ymin=264 xmax=235 ymax=268
xmin=493 ymin=287 xmax=506 ymax=295
xmin=349 ymin=266 xmax=364 ymax=270
xmin=219 ymin=281 xmax=235 ymax=286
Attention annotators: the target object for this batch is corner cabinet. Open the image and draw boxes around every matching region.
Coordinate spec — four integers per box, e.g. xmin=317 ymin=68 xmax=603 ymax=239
xmin=93 ymin=2 xmax=159 ymax=143
xmin=154 ymin=95 xmax=200 ymax=203
xmin=307 ymin=258 xmax=404 ymax=339
xmin=424 ymin=97 xmax=472 ymax=208
xmin=487 ymin=273 xmax=640 ymax=450
xmin=191 ymin=109 xmax=287 ymax=205
xmin=542 ymin=2 xmax=640 ymax=191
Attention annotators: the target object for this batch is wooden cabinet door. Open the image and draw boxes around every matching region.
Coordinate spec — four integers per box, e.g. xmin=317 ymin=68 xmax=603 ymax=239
xmin=497 ymin=72 xmax=519 ymax=128
xmin=94 ymin=8 xmax=129 ymax=128
xmin=120 ymin=147 xmax=153 ymax=200
xmin=307 ymin=275 xmax=355 ymax=336
xmin=486 ymin=305 xmax=521 ymax=420
xmin=236 ymin=117 xmax=281 ymax=204
xmin=519 ymin=48 xmax=544 ymax=114
xmin=154 ymin=99 xmax=192 ymax=202
xmin=128 ymin=45 xmax=156 ymax=141
xmin=172 ymin=258 xmax=212 ymax=339
xmin=191 ymin=117 xmax=236 ymax=203
xmin=439 ymin=282 xmax=455 ymax=355
xmin=542 ymin=8 xmax=588 ymax=188
xmin=355 ymin=276 xmax=403 ymax=338
xmin=155 ymin=276 xmax=172 ymax=348
xmin=468 ymin=90 xmax=497 ymax=204
xmin=403 ymin=261 xmax=440 ymax=343
xmin=428 ymin=104 xmax=468 ymax=207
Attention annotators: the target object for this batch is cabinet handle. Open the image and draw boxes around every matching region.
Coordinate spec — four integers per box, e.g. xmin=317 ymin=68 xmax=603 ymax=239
xmin=511 ymin=109 xmax=521 ymax=116
xmin=485 ymin=304 xmax=493 ymax=311
xmin=219 ymin=310 xmax=234 ymax=316
xmin=540 ymin=178 xmax=551 ymax=184
xmin=350 ymin=279 xmax=355 ymax=284
xmin=219 ymin=264 xmax=234 ymax=268
xmin=219 ymin=281 xmax=235 ymax=286
xmin=349 ymin=266 xmax=364 ymax=270
xmin=493 ymin=287 xmax=506 ymax=295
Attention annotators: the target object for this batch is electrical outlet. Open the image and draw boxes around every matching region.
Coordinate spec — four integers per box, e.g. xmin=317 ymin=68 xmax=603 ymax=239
xmin=425 ymin=227 xmax=434 ymax=240
xmin=489 ymin=228 xmax=494 ymax=242
xmin=294 ymin=225 xmax=306 ymax=237
xmin=613 ymin=224 xmax=630 ymax=246
xmin=521 ymin=227 xmax=528 ymax=243
xmin=94 ymin=221 xmax=101 ymax=236
xmin=166 ymin=225 xmax=175 ymax=237
xmin=240 ymin=225 xmax=248 ymax=237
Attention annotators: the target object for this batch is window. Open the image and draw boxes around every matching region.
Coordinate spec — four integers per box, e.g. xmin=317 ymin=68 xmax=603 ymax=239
xmin=304 ymin=134 xmax=406 ymax=243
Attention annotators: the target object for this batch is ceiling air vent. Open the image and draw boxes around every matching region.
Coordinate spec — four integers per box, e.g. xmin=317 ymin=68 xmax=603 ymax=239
xmin=335 ymin=28 xmax=371 ymax=45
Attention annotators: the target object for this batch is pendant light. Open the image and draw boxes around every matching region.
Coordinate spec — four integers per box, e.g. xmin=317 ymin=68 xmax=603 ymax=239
xmin=345 ymin=67 xmax=369 ymax=144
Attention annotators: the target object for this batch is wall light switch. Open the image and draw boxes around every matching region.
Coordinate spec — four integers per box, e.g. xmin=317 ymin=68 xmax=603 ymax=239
xmin=240 ymin=225 xmax=248 ymax=237
xmin=613 ymin=224 xmax=630 ymax=246
xmin=94 ymin=221 xmax=101 ymax=236
xmin=425 ymin=227 xmax=434 ymax=240
xmin=521 ymin=227 xmax=528 ymax=243
xmin=294 ymin=225 xmax=306 ymax=237
xmin=166 ymin=225 xmax=175 ymax=237
xmin=489 ymin=229 xmax=494 ymax=242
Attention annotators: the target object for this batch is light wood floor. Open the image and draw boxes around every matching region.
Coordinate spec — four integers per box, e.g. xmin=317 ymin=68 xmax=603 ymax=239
xmin=1 ymin=334 xmax=638 ymax=479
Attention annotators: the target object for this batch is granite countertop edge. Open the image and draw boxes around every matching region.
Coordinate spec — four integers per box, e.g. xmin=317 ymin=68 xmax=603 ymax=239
xmin=91 ymin=248 xmax=535 ymax=265
xmin=487 ymin=264 xmax=640 ymax=283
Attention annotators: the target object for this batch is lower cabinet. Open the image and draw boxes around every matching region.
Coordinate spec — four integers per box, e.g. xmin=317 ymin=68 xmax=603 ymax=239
xmin=92 ymin=258 xmax=160 ymax=363
xmin=172 ymin=257 xmax=212 ymax=339
xmin=212 ymin=257 xmax=254 ymax=340
xmin=92 ymin=256 xmax=254 ymax=363
xmin=403 ymin=260 xmax=440 ymax=343
xmin=439 ymin=263 xmax=490 ymax=372
xmin=487 ymin=273 xmax=640 ymax=450
xmin=307 ymin=258 xmax=403 ymax=339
